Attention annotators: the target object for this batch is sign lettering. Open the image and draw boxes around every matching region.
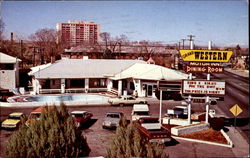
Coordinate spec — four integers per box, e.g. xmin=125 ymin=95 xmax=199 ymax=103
xmin=179 ymin=50 xmax=233 ymax=62
xmin=182 ymin=80 xmax=226 ymax=96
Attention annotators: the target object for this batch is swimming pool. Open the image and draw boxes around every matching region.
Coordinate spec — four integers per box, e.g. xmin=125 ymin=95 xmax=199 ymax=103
xmin=25 ymin=94 xmax=109 ymax=102
xmin=5 ymin=94 xmax=110 ymax=107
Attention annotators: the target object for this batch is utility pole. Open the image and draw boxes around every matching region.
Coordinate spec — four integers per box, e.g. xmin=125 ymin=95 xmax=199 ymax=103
xmin=181 ymin=39 xmax=187 ymax=49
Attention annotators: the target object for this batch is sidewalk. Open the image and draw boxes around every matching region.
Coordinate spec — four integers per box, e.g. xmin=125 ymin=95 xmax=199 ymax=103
xmin=215 ymin=104 xmax=249 ymax=157
xmin=225 ymin=68 xmax=249 ymax=78
xmin=226 ymin=127 xmax=249 ymax=158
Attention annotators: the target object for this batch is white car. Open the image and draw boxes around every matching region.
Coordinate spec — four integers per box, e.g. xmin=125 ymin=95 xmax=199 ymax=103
xmin=131 ymin=104 xmax=150 ymax=121
xmin=108 ymin=95 xmax=147 ymax=106
xmin=102 ymin=112 xmax=123 ymax=129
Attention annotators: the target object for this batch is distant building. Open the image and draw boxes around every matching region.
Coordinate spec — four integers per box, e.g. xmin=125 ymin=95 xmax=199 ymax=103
xmin=0 ymin=52 xmax=21 ymax=89
xmin=56 ymin=20 xmax=100 ymax=47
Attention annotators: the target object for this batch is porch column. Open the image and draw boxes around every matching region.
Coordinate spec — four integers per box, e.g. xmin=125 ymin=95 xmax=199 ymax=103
xmin=61 ymin=78 xmax=65 ymax=93
xmin=133 ymin=79 xmax=141 ymax=97
xmin=107 ymin=79 xmax=113 ymax=91
xmin=118 ymin=80 xmax=122 ymax=96
xmin=85 ymin=78 xmax=89 ymax=93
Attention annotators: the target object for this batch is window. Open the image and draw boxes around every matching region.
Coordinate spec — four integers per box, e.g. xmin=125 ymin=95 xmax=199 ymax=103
xmin=0 ymin=64 xmax=14 ymax=70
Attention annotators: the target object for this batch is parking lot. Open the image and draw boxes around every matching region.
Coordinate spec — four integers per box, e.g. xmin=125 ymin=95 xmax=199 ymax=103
xmin=0 ymin=98 xmax=235 ymax=157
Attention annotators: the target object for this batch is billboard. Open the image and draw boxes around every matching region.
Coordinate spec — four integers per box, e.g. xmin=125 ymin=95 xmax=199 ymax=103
xmin=179 ymin=50 xmax=233 ymax=62
xmin=182 ymin=80 xmax=226 ymax=96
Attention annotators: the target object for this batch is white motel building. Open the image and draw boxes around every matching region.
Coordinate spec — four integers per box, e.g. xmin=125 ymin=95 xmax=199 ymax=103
xmin=29 ymin=57 xmax=189 ymax=98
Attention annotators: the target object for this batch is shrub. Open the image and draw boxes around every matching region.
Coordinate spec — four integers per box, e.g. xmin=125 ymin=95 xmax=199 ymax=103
xmin=4 ymin=104 xmax=90 ymax=158
xmin=106 ymin=115 xmax=168 ymax=158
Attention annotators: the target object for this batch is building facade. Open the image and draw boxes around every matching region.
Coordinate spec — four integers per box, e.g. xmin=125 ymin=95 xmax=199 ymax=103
xmin=56 ymin=20 xmax=100 ymax=46
xmin=0 ymin=52 xmax=21 ymax=89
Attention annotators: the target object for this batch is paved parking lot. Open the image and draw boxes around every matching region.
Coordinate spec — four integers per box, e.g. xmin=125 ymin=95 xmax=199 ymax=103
xmin=0 ymin=98 xmax=235 ymax=157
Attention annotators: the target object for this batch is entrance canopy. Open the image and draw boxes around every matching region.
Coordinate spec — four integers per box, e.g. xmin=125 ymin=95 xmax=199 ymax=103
xmin=110 ymin=63 xmax=189 ymax=81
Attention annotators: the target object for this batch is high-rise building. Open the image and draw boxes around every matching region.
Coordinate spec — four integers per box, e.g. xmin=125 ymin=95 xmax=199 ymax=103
xmin=56 ymin=20 xmax=100 ymax=46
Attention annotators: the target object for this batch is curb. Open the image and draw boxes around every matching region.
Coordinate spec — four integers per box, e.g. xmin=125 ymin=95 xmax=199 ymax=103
xmin=172 ymin=136 xmax=233 ymax=148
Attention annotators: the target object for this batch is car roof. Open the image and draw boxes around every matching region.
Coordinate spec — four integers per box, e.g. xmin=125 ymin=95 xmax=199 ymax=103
xmin=71 ymin=111 xmax=88 ymax=114
xmin=9 ymin=112 xmax=23 ymax=116
xmin=31 ymin=106 xmax=54 ymax=113
xmin=133 ymin=104 xmax=149 ymax=111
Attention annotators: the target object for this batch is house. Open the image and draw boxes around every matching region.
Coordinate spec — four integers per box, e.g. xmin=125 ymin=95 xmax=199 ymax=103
xmin=29 ymin=58 xmax=188 ymax=97
xmin=0 ymin=52 xmax=21 ymax=90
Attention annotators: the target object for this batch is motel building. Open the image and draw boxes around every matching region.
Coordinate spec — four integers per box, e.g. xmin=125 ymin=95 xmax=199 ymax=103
xmin=0 ymin=52 xmax=21 ymax=90
xmin=29 ymin=57 xmax=188 ymax=98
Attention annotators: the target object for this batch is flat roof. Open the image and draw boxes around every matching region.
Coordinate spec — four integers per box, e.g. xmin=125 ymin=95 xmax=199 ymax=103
xmin=33 ymin=59 xmax=145 ymax=79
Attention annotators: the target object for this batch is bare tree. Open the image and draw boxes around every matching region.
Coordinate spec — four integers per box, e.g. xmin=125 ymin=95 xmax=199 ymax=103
xmin=100 ymin=32 xmax=110 ymax=49
xmin=29 ymin=28 xmax=63 ymax=64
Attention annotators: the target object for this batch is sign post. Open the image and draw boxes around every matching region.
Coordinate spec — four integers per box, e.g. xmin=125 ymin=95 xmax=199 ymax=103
xmin=230 ymin=104 xmax=243 ymax=130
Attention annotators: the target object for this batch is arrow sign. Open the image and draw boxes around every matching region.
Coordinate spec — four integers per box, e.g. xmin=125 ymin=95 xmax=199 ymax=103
xmin=179 ymin=49 xmax=233 ymax=62
xmin=230 ymin=104 xmax=243 ymax=116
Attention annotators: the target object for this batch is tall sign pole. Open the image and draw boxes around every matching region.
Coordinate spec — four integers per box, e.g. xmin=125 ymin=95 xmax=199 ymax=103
xmin=187 ymin=38 xmax=194 ymax=125
xmin=205 ymin=41 xmax=212 ymax=123
xmin=159 ymin=90 xmax=162 ymax=124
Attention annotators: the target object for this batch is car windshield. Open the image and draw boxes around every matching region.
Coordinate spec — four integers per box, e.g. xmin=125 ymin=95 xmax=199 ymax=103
xmin=71 ymin=114 xmax=84 ymax=118
xmin=8 ymin=115 xmax=22 ymax=120
xmin=107 ymin=114 xmax=120 ymax=118
xmin=29 ymin=113 xmax=41 ymax=120
xmin=134 ymin=111 xmax=149 ymax=115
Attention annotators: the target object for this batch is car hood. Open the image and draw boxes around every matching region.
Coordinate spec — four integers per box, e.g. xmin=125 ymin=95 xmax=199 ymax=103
xmin=104 ymin=117 xmax=120 ymax=123
xmin=2 ymin=119 xmax=20 ymax=125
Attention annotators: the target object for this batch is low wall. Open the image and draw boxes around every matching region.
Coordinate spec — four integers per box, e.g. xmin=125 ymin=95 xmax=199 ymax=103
xmin=171 ymin=122 xmax=210 ymax=135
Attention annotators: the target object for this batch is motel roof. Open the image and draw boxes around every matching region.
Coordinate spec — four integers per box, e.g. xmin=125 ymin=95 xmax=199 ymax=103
xmin=32 ymin=59 xmax=146 ymax=79
xmin=0 ymin=52 xmax=21 ymax=63
xmin=111 ymin=63 xmax=189 ymax=81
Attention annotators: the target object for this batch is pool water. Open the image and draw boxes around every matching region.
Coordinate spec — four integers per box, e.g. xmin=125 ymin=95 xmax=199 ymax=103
xmin=25 ymin=94 xmax=109 ymax=103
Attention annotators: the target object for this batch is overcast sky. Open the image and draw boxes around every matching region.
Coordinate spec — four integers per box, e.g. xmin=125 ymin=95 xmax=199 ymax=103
xmin=1 ymin=0 xmax=249 ymax=47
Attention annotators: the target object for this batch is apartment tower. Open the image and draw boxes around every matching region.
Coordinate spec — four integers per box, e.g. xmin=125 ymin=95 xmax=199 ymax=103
xmin=56 ymin=20 xmax=100 ymax=47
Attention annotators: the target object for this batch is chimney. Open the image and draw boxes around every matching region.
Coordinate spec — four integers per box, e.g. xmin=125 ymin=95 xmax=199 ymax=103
xmin=11 ymin=32 xmax=14 ymax=43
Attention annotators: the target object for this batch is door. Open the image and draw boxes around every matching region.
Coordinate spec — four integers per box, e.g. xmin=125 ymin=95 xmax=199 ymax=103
xmin=147 ymin=85 xmax=153 ymax=97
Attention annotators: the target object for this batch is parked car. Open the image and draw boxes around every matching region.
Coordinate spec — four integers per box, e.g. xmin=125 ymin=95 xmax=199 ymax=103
xmin=108 ymin=95 xmax=147 ymax=106
xmin=102 ymin=112 xmax=123 ymax=129
xmin=165 ymin=106 xmax=188 ymax=119
xmin=1 ymin=112 xmax=25 ymax=129
xmin=70 ymin=111 xmax=93 ymax=128
xmin=133 ymin=117 xmax=171 ymax=144
xmin=25 ymin=106 xmax=54 ymax=126
xmin=131 ymin=104 xmax=150 ymax=121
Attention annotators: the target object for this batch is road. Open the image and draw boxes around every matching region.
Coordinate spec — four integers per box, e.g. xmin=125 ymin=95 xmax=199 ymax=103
xmin=0 ymin=99 xmax=236 ymax=157
xmin=196 ymin=70 xmax=249 ymax=143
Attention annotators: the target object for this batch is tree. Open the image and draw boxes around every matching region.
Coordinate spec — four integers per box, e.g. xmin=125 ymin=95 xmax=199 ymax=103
xmin=106 ymin=116 xmax=168 ymax=158
xmin=29 ymin=28 xmax=64 ymax=64
xmin=100 ymin=32 xmax=111 ymax=49
xmin=4 ymin=104 xmax=91 ymax=158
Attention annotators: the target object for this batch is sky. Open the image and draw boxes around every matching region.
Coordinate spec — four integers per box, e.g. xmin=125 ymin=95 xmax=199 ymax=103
xmin=1 ymin=0 xmax=249 ymax=47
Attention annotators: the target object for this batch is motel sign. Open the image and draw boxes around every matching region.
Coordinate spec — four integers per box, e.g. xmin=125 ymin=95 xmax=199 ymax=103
xmin=179 ymin=50 xmax=233 ymax=62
